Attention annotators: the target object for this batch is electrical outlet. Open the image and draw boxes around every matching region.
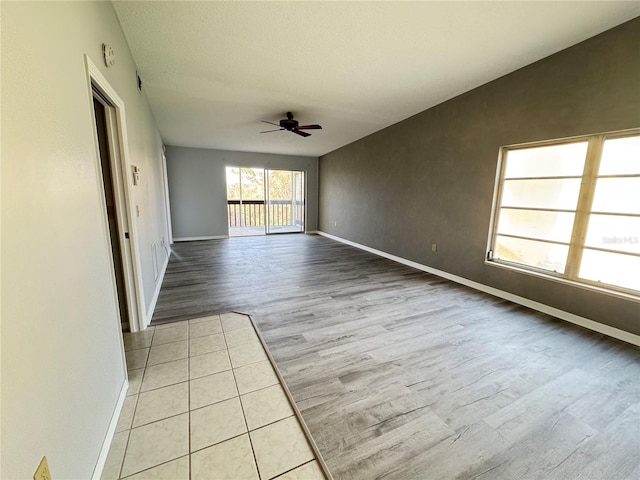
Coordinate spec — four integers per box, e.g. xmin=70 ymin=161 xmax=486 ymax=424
xmin=432 ymin=244 xmax=437 ymax=252
xmin=334 ymin=221 xmax=337 ymax=227
xmin=34 ymin=456 xmax=51 ymax=480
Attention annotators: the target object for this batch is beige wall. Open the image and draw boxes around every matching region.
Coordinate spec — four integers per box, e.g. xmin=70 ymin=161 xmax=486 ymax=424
xmin=319 ymin=18 xmax=640 ymax=336
xmin=1 ymin=2 xmax=169 ymax=477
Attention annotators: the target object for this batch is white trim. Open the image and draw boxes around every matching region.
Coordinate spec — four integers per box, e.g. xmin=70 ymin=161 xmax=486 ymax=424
xmin=161 ymin=151 xmax=174 ymax=245
xmin=86 ymin=55 xmax=146 ymax=332
xmin=145 ymin=251 xmax=171 ymax=328
xmin=485 ymin=145 xmax=505 ymax=258
xmin=174 ymin=235 xmax=229 ymax=242
xmin=300 ymin=170 xmax=307 ymax=234
xmin=264 ymin=169 xmax=271 ymax=233
xmin=317 ymin=231 xmax=640 ymax=347
xmin=485 ymin=259 xmax=640 ymax=303
xmin=91 ymin=380 xmax=129 ymax=480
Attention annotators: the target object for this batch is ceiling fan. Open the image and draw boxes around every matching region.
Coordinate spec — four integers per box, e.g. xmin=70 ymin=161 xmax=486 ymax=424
xmin=260 ymin=112 xmax=322 ymax=137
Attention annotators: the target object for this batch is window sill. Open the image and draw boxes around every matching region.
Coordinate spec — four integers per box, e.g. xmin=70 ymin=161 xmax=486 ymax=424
xmin=485 ymin=259 xmax=640 ymax=303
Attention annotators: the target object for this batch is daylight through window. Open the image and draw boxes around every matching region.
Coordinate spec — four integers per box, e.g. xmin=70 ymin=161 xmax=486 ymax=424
xmin=487 ymin=129 xmax=640 ymax=295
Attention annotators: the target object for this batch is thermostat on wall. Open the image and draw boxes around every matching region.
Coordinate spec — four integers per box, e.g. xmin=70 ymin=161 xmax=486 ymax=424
xmin=103 ymin=44 xmax=115 ymax=68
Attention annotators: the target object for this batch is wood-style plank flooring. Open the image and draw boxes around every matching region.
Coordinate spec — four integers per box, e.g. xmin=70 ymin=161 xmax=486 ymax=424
xmin=152 ymin=234 xmax=640 ymax=480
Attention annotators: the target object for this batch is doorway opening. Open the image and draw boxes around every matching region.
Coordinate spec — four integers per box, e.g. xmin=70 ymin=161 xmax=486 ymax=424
xmin=93 ymin=91 xmax=131 ymax=331
xmin=226 ymin=167 xmax=305 ymax=237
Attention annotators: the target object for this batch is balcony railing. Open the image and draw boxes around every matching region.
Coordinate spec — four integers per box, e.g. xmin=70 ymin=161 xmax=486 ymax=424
xmin=227 ymin=200 xmax=303 ymax=227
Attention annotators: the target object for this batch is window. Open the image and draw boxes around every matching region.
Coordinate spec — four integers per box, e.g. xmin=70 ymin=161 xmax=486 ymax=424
xmin=487 ymin=129 xmax=640 ymax=296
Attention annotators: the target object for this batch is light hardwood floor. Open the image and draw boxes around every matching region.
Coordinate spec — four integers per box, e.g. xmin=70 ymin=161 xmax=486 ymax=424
xmin=152 ymin=234 xmax=640 ymax=480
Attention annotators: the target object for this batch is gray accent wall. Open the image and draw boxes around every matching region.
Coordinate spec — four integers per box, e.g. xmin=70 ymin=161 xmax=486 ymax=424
xmin=166 ymin=146 xmax=319 ymax=238
xmin=319 ymin=18 xmax=640 ymax=335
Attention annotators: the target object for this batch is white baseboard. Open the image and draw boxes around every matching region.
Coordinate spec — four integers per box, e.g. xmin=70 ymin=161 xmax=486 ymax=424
xmin=145 ymin=250 xmax=171 ymax=327
xmin=173 ymin=235 xmax=229 ymax=242
xmin=317 ymin=231 xmax=640 ymax=347
xmin=92 ymin=380 xmax=129 ymax=480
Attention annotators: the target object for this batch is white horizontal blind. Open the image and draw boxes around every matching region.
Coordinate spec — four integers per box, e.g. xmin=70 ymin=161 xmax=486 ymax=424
xmin=489 ymin=129 xmax=640 ymax=295
xmin=579 ymin=134 xmax=640 ymax=291
xmin=493 ymin=141 xmax=587 ymax=274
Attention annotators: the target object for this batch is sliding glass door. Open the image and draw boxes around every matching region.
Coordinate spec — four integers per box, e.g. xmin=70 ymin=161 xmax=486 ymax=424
xmin=265 ymin=169 xmax=305 ymax=234
xmin=226 ymin=167 xmax=266 ymax=237
xmin=226 ymin=167 xmax=305 ymax=236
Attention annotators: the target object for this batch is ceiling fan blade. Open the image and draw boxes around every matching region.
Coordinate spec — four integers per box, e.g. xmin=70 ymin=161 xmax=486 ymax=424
xmin=261 ymin=120 xmax=281 ymax=127
xmin=260 ymin=128 xmax=285 ymax=134
xmin=297 ymin=124 xmax=322 ymax=130
xmin=292 ymin=129 xmax=311 ymax=137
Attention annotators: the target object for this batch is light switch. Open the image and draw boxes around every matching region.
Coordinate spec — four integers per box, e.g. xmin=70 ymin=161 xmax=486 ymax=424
xmin=132 ymin=165 xmax=141 ymax=185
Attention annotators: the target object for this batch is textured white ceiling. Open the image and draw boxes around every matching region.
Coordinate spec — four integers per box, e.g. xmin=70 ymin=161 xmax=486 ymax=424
xmin=113 ymin=1 xmax=639 ymax=158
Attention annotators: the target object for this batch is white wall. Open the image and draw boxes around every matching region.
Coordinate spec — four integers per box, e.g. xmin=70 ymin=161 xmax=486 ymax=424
xmin=1 ymin=2 xmax=170 ymax=478
xmin=166 ymin=146 xmax=319 ymax=239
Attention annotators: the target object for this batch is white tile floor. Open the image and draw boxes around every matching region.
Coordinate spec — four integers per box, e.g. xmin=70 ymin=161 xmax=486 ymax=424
xmin=102 ymin=312 xmax=327 ymax=480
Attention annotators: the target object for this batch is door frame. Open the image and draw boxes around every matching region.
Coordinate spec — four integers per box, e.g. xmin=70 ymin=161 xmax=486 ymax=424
xmin=265 ymin=169 xmax=306 ymax=235
xmin=85 ymin=55 xmax=146 ymax=332
xmin=226 ymin=166 xmax=267 ymax=235
xmin=161 ymin=149 xmax=173 ymax=245
xmin=292 ymin=170 xmax=306 ymax=233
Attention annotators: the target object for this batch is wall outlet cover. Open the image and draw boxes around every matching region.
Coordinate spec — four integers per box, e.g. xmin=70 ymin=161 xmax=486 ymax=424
xmin=34 ymin=456 xmax=52 ymax=480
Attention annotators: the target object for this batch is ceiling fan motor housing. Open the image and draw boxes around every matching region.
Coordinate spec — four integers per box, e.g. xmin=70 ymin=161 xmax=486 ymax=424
xmin=280 ymin=112 xmax=298 ymax=130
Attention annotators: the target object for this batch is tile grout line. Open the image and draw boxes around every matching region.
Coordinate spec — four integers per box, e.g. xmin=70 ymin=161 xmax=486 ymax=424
xmin=127 ymin=409 xmax=189 ymax=430
xmin=245 ymin=312 xmax=333 ymax=480
xmin=226 ymin=312 xmax=330 ymax=479
xmin=135 ymin=377 xmax=191 ymax=396
xmin=223 ymin=315 xmax=264 ymax=480
xmin=124 ymin=322 xmax=191 ymax=477
xmin=120 ymin=456 xmax=190 ymax=480
xmin=270 ymin=459 xmax=318 ymax=480
xmin=118 ymin=326 xmax=155 ymax=480
xmin=246 ymin=414 xmax=295 ymax=434
xmin=240 ymin=380 xmax=281 ymax=397
xmin=170 ymin=413 xmax=299 ymax=457
xmin=229 ymin=311 xmax=325 ymax=479
xmin=189 ymin=432 xmax=249 ymax=456
xmin=187 ymin=319 xmax=193 ymax=480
